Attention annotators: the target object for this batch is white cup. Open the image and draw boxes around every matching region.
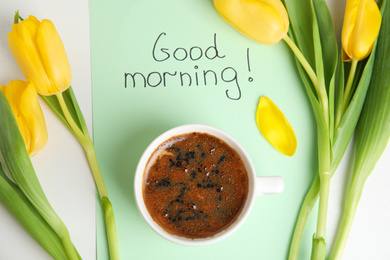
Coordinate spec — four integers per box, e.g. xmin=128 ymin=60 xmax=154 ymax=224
xmin=134 ymin=124 xmax=284 ymax=246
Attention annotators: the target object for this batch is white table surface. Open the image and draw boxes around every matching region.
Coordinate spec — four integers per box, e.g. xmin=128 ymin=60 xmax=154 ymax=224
xmin=0 ymin=0 xmax=389 ymax=259
xmin=0 ymin=0 xmax=95 ymax=259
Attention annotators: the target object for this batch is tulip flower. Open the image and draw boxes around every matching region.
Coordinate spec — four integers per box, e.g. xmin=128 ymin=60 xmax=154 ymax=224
xmin=9 ymin=12 xmax=120 ymax=259
xmin=214 ymin=0 xmax=289 ymax=45
xmin=0 ymin=80 xmax=48 ymax=156
xmin=342 ymin=0 xmax=382 ymax=62
xmin=8 ymin=15 xmax=71 ymax=96
xmin=214 ymin=0 xmax=319 ymax=98
xmin=256 ymin=96 xmax=297 ymax=156
xmin=338 ymin=0 xmax=381 ymax=125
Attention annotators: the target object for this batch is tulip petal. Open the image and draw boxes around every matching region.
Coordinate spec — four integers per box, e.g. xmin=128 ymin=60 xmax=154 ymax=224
xmin=20 ymin=82 xmax=48 ymax=156
xmin=256 ymin=96 xmax=297 ymax=156
xmin=214 ymin=0 xmax=289 ymax=45
xmin=342 ymin=0 xmax=381 ymax=61
xmin=1 ymin=81 xmax=31 ymax=153
xmin=36 ymin=19 xmax=72 ymax=94
xmin=1 ymin=81 xmax=23 ymax=118
xmin=8 ymin=26 xmax=53 ymax=95
xmin=13 ymin=15 xmax=40 ymax=42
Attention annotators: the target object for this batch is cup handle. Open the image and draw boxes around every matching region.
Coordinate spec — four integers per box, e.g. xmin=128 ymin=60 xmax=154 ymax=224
xmin=255 ymin=176 xmax=284 ymax=196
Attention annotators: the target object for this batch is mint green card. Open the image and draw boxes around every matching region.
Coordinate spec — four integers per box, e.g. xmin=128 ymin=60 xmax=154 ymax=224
xmin=89 ymin=0 xmax=318 ymax=259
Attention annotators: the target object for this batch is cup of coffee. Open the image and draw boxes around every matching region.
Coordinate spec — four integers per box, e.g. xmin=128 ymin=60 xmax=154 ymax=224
xmin=134 ymin=124 xmax=284 ymax=246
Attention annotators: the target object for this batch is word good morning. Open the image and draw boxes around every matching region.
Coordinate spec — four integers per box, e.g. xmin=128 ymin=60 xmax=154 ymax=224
xmin=124 ymin=32 xmax=252 ymax=100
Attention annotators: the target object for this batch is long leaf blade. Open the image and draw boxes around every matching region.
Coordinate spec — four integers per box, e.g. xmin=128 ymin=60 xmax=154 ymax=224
xmin=0 ymin=164 xmax=67 ymax=260
xmin=0 ymin=91 xmax=79 ymax=259
xmin=353 ymin=0 xmax=390 ymax=179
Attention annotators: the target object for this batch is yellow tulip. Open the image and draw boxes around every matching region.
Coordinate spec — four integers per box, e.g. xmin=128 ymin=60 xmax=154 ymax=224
xmin=214 ymin=0 xmax=289 ymax=45
xmin=256 ymin=96 xmax=297 ymax=156
xmin=8 ymin=15 xmax=71 ymax=95
xmin=341 ymin=0 xmax=381 ymax=61
xmin=0 ymin=80 xmax=48 ymax=156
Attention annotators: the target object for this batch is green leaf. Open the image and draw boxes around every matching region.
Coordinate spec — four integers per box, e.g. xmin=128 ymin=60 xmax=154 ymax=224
xmin=312 ymin=0 xmax=338 ymax=140
xmin=284 ymin=0 xmax=316 ymax=70
xmin=0 ymin=92 xmax=49 ymax=206
xmin=0 ymin=91 xmax=79 ymax=259
xmin=312 ymin=0 xmax=338 ymax=89
xmin=353 ymin=0 xmax=390 ymax=180
xmin=310 ymin=0 xmax=325 ymax=89
xmin=0 ymin=164 xmax=68 ymax=260
xmin=284 ymin=0 xmax=317 ymax=97
xmin=284 ymin=0 xmax=338 ymax=105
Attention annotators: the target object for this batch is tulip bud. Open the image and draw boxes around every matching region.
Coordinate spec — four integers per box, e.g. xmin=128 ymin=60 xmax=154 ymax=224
xmin=0 ymin=80 xmax=48 ymax=156
xmin=8 ymin=16 xmax=72 ymax=95
xmin=342 ymin=0 xmax=381 ymax=61
xmin=214 ymin=0 xmax=289 ymax=45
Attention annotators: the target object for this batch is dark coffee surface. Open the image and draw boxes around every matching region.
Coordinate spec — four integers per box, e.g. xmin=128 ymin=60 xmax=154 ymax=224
xmin=143 ymin=132 xmax=248 ymax=238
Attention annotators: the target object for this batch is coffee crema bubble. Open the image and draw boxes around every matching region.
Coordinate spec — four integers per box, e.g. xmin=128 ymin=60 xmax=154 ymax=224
xmin=143 ymin=132 xmax=249 ymax=239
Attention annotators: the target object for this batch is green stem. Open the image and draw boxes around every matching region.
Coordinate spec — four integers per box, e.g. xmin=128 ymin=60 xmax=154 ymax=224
xmin=329 ymin=174 xmax=365 ymax=260
xmin=310 ymin=173 xmax=331 ymax=260
xmin=288 ymin=174 xmax=320 ymax=260
xmin=317 ymin=76 xmax=330 ymax=128
xmin=310 ymin=174 xmax=331 ymax=260
xmin=56 ymin=92 xmax=120 ymax=259
xmin=338 ymin=59 xmax=358 ymax=125
xmin=315 ymin=172 xmax=331 ymax=240
xmin=283 ymin=35 xmax=319 ymax=94
xmin=55 ymin=93 xmax=89 ymax=147
xmin=310 ymin=114 xmax=332 ymax=259
xmin=82 ymin=141 xmax=119 ymax=259
xmin=81 ymin=138 xmax=108 ymax=198
xmin=103 ymin=197 xmax=120 ymax=260
xmin=283 ymin=34 xmax=329 ymax=127
xmin=310 ymin=171 xmax=330 ymax=260
xmin=56 ymin=93 xmax=107 ymax=198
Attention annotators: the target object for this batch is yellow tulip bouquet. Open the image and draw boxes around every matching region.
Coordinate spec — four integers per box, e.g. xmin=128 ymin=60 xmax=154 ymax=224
xmin=0 ymin=12 xmax=119 ymax=259
xmin=214 ymin=0 xmax=389 ymax=259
